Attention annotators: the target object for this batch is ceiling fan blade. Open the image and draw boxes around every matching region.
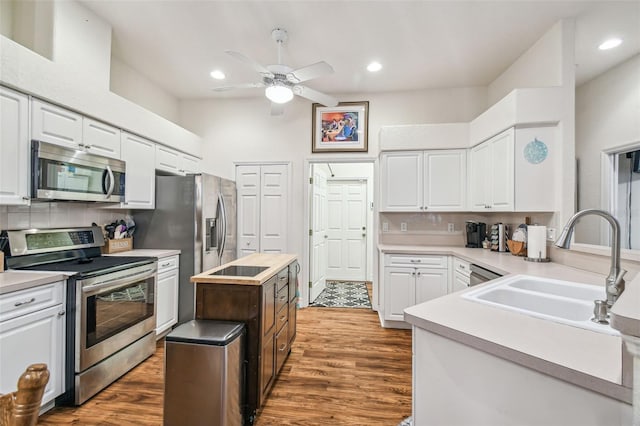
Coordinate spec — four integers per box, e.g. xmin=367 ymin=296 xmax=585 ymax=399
xmin=271 ymin=102 xmax=284 ymax=116
xmin=225 ymin=50 xmax=274 ymax=78
xmin=293 ymin=85 xmax=339 ymax=107
xmin=211 ymin=82 xmax=265 ymax=92
xmin=286 ymin=61 xmax=334 ymax=84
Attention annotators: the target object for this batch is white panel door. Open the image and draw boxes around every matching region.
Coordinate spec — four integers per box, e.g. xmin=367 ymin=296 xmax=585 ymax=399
xmin=31 ymin=99 xmax=83 ymax=150
xmin=424 ymin=150 xmax=466 ymax=211
xmin=121 ymin=132 xmax=155 ymax=209
xmin=310 ymin=167 xmax=328 ymax=302
xmin=380 ymin=151 xmax=422 ymax=211
xmin=82 ymin=118 xmax=121 ymax=159
xmin=236 ymin=165 xmax=261 ymax=257
xmin=326 ymin=180 xmax=367 ymax=281
xmin=384 ymin=267 xmax=414 ymax=321
xmin=469 ymin=142 xmax=492 ymax=211
xmin=414 ymin=268 xmax=448 ymax=305
xmin=0 ymin=87 xmax=30 ymax=205
xmin=260 ymin=165 xmax=288 ymax=253
xmin=490 ymin=128 xmax=515 ymax=210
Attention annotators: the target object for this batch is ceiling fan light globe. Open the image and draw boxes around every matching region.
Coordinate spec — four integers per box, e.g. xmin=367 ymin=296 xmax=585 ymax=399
xmin=265 ymin=85 xmax=293 ymax=104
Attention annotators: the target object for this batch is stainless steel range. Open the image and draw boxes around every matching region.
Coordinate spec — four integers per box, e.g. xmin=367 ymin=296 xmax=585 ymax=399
xmin=2 ymin=226 xmax=157 ymax=405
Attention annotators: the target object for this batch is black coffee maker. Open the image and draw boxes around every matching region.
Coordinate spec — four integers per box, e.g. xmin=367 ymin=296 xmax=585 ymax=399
xmin=465 ymin=221 xmax=486 ymax=248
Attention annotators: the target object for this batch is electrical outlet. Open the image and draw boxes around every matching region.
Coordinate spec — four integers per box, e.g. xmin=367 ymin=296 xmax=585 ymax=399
xmin=447 ymin=223 xmax=455 ymax=233
xmin=547 ymin=228 xmax=556 ymax=241
xmin=382 ymin=222 xmax=389 ymax=232
xmin=400 ymin=222 xmax=408 ymax=232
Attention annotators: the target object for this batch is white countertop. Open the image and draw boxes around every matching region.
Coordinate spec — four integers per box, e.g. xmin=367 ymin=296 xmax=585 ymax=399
xmin=0 ymin=270 xmax=68 ymax=295
xmin=380 ymin=244 xmax=633 ymax=403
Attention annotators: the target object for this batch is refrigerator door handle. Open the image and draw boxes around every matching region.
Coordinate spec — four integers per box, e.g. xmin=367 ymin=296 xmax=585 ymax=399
xmin=218 ymin=194 xmax=227 ymax=260
xmin=205 ymin=217 xmax=217 ymax=251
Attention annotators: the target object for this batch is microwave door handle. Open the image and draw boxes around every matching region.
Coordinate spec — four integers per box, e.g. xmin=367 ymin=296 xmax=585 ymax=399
xmin=105 ymin=166 xmax=115 ymax=198
xmin=101 ymin=169 xmax=109 ymax=194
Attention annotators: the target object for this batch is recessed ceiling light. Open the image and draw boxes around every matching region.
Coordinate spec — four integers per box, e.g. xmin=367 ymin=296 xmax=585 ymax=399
xmin=367 ymin=62 xmax=382 ymax=72
xmin=210 ymin=70 xmax=226 ymax=80
xmin=598 ymin=38 xmax=622 ymax=50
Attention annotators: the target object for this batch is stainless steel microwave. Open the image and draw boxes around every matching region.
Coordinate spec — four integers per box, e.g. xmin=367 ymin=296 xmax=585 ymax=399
xmin=31 ymin=140 xmax=126 ymax=202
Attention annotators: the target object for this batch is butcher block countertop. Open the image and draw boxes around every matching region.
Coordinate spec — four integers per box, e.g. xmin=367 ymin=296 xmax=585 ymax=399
xmin=191 ymin=253 xmax=297 ymax=285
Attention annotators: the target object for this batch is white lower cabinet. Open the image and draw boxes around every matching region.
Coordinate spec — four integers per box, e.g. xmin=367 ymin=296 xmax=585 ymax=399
xmin=155 ymin=255 xmax=179 ymax=338
xmin=383 ymin=254 xmax=448 ymax=322
xmin=0 ymin=281 xmax=66 ymax=408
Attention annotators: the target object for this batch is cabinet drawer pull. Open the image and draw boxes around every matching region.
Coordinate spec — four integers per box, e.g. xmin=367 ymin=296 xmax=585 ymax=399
xmin=278 ymin=295 xmax=287 ymax=301
xmin=14 ymin=298 xmax=35 ymax=307
xmin=280 ymin=315 xmax=286 ymax=322
xmin=279 ymin=276 xmax=287 ymax=281
xmin=279 ymin=343 xmax=287 ymax=351
xmin=161 ymin=262 xmax=171 ymax=267
xmin=410 ymin=259 xmax=421 ymax=263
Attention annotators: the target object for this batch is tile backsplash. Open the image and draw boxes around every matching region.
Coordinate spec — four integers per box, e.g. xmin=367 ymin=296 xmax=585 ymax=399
xmin=0 ymin=203 xmax=129 ymax=230
xmin=379 ymin=212 xmax=554 ymax=246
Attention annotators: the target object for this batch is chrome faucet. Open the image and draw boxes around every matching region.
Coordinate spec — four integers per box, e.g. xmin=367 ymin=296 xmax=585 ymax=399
xmin=554 ymin=209 xmax=626 ymax=318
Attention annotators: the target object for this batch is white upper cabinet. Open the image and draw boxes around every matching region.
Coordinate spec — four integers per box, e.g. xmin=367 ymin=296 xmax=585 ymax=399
xmin=121 ymin=132 xmax=155 ymax=209
xmin=469 ymin=128 xmax=515 ymax=211
xmin=380 ymin=151 xmax=423 ymax=211
xmin=31 ymin=99 xmax=83 ymax=150
xmin=381 ymin=150 xmax=466 ymax=212
xmin=33 ymin=99 xmax=122 ymax=159
xmin=156 ymin=145 xmax=201 ymax=175
xmin=179 ymin=153 xmax=201 ymax=175
xmin=423 ymin=150 xmax=466 ymax=211
xmin=82 ymin=118 xmax=121 ymax=159
xmin=0 ymin=86 xmax=30 ymax=205
xmin=469 ymin=125 xmax=556 ymax=212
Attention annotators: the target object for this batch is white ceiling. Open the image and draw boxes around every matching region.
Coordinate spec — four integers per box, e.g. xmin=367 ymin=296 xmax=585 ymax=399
xmin=79 ymin=1 xmax=640 ymax=100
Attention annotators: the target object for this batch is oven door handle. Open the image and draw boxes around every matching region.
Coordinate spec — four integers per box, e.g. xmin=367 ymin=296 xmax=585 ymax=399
xmin=81 ymin=268 xmax=156 ymax=296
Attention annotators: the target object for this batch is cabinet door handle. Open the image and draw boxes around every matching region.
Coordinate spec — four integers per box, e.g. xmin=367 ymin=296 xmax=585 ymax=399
xmin=279 ymin=343 xmax=287 ymax=351
xmin=280 ymin=315 xmax=286 ymax=322
xmin=58 ymin=310 xmax=66 ymax=317
xmin=411 ymin=272 xmax=416 ymax=276
xmin=14 ymin=297 xmax=35 ymax=307
xmin=279 ymin=295 xmax=287 ymax=301
xmin=279 ymin=276 xmax=287 ymax=281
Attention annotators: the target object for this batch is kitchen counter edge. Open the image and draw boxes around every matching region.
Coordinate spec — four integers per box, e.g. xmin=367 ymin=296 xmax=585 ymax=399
xmin=0 ymin=271 xmax=69 ymax=295
xmin=191 ymin=253 xmax=298 ymax=285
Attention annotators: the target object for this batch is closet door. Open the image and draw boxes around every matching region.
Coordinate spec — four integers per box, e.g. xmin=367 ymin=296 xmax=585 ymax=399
xmin=260 ymin=165 xmax=288 ymax=253
xmin=236 ymin=165 xmax=261 ymax=258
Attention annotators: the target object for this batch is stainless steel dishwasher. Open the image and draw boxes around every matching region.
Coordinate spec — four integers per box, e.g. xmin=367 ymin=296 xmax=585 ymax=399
xmin=469 ymin=264 xmax=502 ymax=286
xmin=164 ymin=320 xmax=246 ymax=426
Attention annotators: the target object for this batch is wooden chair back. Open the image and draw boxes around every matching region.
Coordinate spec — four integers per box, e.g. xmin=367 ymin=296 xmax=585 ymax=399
xmin=0 ymin=364 xmax=50 ymax=426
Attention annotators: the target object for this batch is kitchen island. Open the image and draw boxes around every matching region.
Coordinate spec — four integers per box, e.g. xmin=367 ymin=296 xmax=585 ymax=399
xmin=191 ymin=253 xmax=298 ymax=424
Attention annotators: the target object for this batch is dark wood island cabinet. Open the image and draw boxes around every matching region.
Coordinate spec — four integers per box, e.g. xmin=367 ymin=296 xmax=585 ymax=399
xmin=191 ymin=253 xmax=298 ymax=424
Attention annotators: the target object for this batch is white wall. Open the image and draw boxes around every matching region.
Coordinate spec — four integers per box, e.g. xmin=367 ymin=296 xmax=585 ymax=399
xmin=110 ymin=57 xmax=179 ymax=124
xmin=575 ymin=54 xmax=640 ymax=245
xmin=488 ymin=21 xmax=564 ymax=105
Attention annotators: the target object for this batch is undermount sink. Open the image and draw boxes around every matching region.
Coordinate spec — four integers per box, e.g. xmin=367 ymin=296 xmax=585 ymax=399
xmin=462 ymin=275 xmax=619 ymax=336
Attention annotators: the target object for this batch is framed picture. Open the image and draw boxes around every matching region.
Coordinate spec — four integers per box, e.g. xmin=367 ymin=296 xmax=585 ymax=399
xmin=312 ymin=101 xmax=369 ymax=153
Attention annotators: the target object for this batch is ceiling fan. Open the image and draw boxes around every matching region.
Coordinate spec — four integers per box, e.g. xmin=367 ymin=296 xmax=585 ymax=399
xmin=213 ymin=28 xmax=339 ymax=115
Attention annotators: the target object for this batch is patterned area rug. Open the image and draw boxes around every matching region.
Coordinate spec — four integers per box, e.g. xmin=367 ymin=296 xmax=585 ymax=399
xmin=310 ymin=281 xmax=372 ymax=308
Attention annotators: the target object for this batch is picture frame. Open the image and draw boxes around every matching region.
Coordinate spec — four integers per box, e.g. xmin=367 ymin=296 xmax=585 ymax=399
xmin=312 ymin=101 xmax=369 ymax=153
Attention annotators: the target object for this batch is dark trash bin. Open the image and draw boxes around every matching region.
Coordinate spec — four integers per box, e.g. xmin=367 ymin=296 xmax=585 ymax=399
xmin=164 ymin=320 xmax=245 ymax=426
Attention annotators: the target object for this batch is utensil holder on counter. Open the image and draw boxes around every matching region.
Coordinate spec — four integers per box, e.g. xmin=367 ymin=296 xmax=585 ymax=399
xmin=506 ymin=240 xmax=527 ymax=256
xmin=102 ymin=237 xmax=133 ymax=254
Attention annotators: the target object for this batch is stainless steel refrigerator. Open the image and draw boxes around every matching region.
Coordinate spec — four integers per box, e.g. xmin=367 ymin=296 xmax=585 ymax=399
xmin=134 ymin=173 xmax=237 ymax=324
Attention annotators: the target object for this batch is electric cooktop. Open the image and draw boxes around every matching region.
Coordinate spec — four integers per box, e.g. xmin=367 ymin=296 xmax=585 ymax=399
xmin=210 ymin=265 xmax=269 ymax=277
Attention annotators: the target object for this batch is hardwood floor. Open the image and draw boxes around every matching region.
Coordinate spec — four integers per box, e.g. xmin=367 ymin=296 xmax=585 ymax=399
xmin=39 ymin=305 xmax=412 ymax=425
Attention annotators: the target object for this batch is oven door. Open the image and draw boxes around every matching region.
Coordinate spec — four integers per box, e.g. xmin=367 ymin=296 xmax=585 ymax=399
xmin=76 ymin=263 xmax=157 ymax=372
xmin=31 ymin=140 xmax=126 ymax=202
